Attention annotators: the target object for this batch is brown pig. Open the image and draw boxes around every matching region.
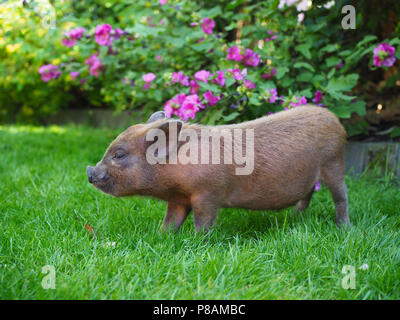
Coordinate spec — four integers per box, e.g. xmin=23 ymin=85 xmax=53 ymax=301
xmin=87 ymin=106 xmax=350 ymax=232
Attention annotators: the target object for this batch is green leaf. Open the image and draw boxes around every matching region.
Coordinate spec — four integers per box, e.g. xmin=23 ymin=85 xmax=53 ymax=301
xmin=330 ymin=100 xmax=366 ymax=119
xmin=390 ymin=126 xmax=400 ymax=138
xmin=276 ymin=66 xmax=289 ymax=79
xmin=226 ymin=0 xmax=244 ymax=11
xmin=330 ymin=106 xmax=352 ymax=118
xmin=222 ymin=112 xmax=240 ymax=121
xmin=198 ymin=82 xmax=219 ymax=92
xmin=295 ymin=44 xmax=312 ymax=59
xmin=298 ymin=88 xmax=312 ymax=98
xmin=249 ymin=95 xmax=261 ymax=106
xmin=327 ymin=90 xmax=356 ymax=101
xmin=389 ymin=37 xmax=400 ymax=46
xmin=321 ymin=44 xmax=339 ymax=53
xmin=356 ymin=35 xmax=377 ymax=47
xmin=293 ymin=62 xmax=315 ymax=72
xmin=338 ymin=50 xmax=352 ymax=57
xmin=281 ymin=77 xmax=294 ymax=87
xmin=326 ymin=74 xmax=359 ymax=92
xmin=206 ymin=108 xmax=224 ymax=125
xmin=199 ymin=6 xmax=222 ymax=18
xmin=191 ymin=42 xmax=214 ymax=52
xmin=225 ymin=78 xmax=235 ymax=88
xmin=296 ymin=72 xmax=313 ymax=82
xmin=128 ymin=24 xmax=164 ymax=37
xmin=350 ymin=100 xmax=366 ymax=116
xmin=326 ymin=56 xmax=341 ymax=68
xmin=259 ymin=81 xmax=276 ymax=90
xmin=154 ymin=90 xmax=163 ymax=102
xmin=327 ymin=68 xmax=336 ymax=79
xmin=165 ymin=36 xmax=185 ymax=48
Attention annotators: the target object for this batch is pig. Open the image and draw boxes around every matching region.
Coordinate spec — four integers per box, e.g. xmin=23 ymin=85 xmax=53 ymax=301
xmin=87 ymin=106 xmax=350 ymax=232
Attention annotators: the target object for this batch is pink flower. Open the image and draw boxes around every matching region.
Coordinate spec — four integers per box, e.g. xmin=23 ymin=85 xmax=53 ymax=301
xmin=315 ymin=181 xmax=321 ymax=192
xmin=312 ymin=90 xmax=323 ymax=103
xmin=69 ymin=27 xmax=85 ymax=39
xmin=70 ymin=71 xmax=79 ymax=80
xmin=95 ymin=24 xmax=113 ymax=46
xmin=164 ymin=93 xmax=186 ymax=117
xmin=335 ymin=61 xmax=343 ymax=69
xmin=190 ymin=22 xmax=198 ymax=27
xmin=203 ymin=91 xmax=221 ymax=106
xmin=85 ymin=54 xmax=102 ymax=77
xmin=201 ymin=18 xmax=215 ymax=35
xmin=212 ymin=70 xmax=225 ymax=87
xmin=159 ymin=0 xmax=167 ymax=5
xmin=298 ymin=96 xmax=308 ymax=105
xmin=244 ymin=79 xmax=256 ymax=89
xmin=113 ymin=28 xmax=125 ymax=39
xmin=194 ymin=70 xmax=210 ymax=83
xmin=373 ymin=43 xmax=396 ymax=67
xmin=265 ymin=88 xmax=278 ymax=103
xmin=226 ymin=46 xmax=243 ymax=61
xmin=156 ymin=55 xmax=162 ymax=61
xmin=143 ymin=73 xmax=156 ymax=82
xmin=190 ymin=80 xmax=199 ymax=94
xmin=62 ymin=37 xmax=77 ymax=48
xmin=229 ymin=68 xmax=246 ymax=81
xmin=38 ymin=64 xmax=61 ymax=82
xmin=180 ymin=94 xmax=205 ymax=120
xmin=290 ymin=96 xmax=308 ymax=107
xmin=243 ymin=49 xmax=260 ymax=67
xmin=262 ymin=68 xmax=277 ymax=79
xmin=165 ymin=93 xmax=204 ymax=121
xmin=171 ymin=71 xmax=189 ymax=86
xmin=265 ymin=30 xmax=278 ymax=42
xmin=62 ymin=27 xmax=85 ymax=47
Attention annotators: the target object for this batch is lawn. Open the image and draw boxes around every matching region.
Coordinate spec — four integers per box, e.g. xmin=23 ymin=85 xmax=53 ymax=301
xmin=0 ymin=125 xmax=399 ymax=299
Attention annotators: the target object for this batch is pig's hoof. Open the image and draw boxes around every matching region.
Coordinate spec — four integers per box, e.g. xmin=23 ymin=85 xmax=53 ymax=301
xmin=336 ymin=216 xmax=351 ymax=229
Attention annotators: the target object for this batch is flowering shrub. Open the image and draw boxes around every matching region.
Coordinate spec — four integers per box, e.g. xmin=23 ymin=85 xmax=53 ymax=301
xmin=1 ymin=0 xmax=400 ymax=133
xmin=373 ymin=43 xmax=396 ymax=67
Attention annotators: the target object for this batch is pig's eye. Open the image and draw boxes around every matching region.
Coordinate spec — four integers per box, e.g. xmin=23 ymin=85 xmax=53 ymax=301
xmin=113 ymin=151 xmax=126 ymax=160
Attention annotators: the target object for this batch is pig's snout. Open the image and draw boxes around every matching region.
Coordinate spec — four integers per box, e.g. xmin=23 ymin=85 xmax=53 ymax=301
xmin=86 ymin=166 xmax=95 ymax=183
xmin=86 ymin=166 xmax=110 ymax=184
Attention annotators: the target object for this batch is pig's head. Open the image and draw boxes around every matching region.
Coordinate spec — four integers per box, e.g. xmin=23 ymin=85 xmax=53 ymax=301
xmin=86 ymin=111 xmax=183 ymax=197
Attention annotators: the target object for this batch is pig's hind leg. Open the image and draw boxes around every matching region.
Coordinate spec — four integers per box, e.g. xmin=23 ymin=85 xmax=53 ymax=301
xmin=320 ymin=159 xmax=350 ymax=228
xmin=294 ymin=188 xmax=315 ymax=212
xmin=191 ymin=194 xmax=219 ymax=233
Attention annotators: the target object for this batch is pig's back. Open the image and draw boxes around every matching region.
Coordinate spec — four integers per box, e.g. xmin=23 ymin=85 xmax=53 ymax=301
xmin=224 ymin=105 xmax=346 ymax=210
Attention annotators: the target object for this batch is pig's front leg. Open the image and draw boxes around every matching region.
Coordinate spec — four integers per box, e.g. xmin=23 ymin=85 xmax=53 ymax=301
xmin=191 ymin=194 xmax=219 ymax=233
xmin=163 ymin=202 xmax=191 ymax=232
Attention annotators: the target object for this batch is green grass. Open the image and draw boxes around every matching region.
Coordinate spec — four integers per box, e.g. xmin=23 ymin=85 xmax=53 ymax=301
xmin=0 ymin=125 xmax=399 ymax=300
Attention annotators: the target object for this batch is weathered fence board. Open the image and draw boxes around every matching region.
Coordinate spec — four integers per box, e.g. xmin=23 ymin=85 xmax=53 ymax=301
xmin=345 ymin=142 xmax=400 ymax=177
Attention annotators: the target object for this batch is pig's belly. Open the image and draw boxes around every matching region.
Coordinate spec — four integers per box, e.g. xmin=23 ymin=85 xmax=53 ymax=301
xmin=224 ymin=173 xmax=317 ymax=210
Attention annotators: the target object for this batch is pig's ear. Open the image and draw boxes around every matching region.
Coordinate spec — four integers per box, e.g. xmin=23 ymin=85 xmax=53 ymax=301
xmin=157 ymin=119 xmax=183 ymax=145
xmin=147 ymin=111 xmax=166 ymax=123
xmin=151 ymin=120 xmax=183 ymax=159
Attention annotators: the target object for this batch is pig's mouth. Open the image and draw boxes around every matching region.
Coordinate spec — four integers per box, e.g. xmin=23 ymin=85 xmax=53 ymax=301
xmin=92 ymin=178 xmax=115 ymax=195
xmin=86 ymin=166 xmax=116 ymax=195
